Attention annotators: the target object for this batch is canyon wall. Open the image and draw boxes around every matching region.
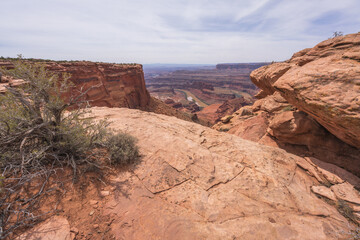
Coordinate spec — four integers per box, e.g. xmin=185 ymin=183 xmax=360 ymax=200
xmin=0 ymin=61 xmax=151 ymax=109
xmin=214 ymin=33 xmax=360 ymax=177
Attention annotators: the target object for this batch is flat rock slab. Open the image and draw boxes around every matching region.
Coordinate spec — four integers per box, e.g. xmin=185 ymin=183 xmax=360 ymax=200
xmin=17 ymin=216 xmax=71 ymax=240
xmin=89 ymin=107 xmax=353 ymax=240
xmin=331 ymin=182 xmax=360 ymax=205
xmin=311 ymin=185 xmax=337 ymax=201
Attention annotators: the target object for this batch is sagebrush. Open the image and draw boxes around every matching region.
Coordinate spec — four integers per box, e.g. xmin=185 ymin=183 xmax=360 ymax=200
xmin=0 ymin=58 xmax=139 ymax=239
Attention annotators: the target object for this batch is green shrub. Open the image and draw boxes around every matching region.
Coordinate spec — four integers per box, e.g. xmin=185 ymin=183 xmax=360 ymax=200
xmin=0 ymin=57 xmax=107 ymax=169
xmin=281 ymin=105 xmax=294 ymax=112
xmin=332 ymin=31 xmax=343 ymax=38
xmin=105 ymin=132 xmax=140 ymax=165
xmin=0 ymin=57 xmax=140 ymax=238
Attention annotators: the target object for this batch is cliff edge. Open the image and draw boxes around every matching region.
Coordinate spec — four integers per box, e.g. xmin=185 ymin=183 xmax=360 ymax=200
xmin=0 ymin=61 xmax=151 ymax=109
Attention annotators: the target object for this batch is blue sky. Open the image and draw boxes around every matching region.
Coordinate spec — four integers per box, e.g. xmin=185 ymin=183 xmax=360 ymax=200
xmin=0 ymin=0 xmax=359 ymax=64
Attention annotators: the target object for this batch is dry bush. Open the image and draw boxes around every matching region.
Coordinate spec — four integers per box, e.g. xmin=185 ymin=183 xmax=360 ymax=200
xmin=336 ymin=199 xmax=358 ymax=225
xmin=105 ymin=132 xmax=140 ymax=166
xmin=0 ymin=57 xmax=139 ymax=239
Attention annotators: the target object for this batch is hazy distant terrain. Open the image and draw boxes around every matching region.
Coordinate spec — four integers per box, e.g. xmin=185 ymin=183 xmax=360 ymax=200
xmin=144 ymin=63 xmax=269 ymax=113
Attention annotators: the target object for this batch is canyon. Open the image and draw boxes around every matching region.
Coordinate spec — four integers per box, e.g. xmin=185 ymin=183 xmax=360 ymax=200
xmin=2 ymin=33 xmax=360 ymax=239
xmin=145 ymin=63 xmax=268 ymax=124
xmin=0 ymin=60 xmax=201 ymax=124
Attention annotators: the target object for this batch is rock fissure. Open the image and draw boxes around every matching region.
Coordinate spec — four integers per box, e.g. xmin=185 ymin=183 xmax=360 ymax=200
xmin=206 ymin=167 xmax=246 ymax=192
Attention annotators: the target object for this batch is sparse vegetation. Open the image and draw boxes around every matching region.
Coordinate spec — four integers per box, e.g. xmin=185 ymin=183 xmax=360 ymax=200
xmin=282 ymin=105 xmax=294 ymax=112
xmin=105 ymin=132 xmax=140 ymax=165
xmin=331 ymin=31 xmax=344 ymax=38
xmin=349 ymin=227 xmax=360 ymax=240
xmin=0 ymin=57 xmax=140 ymax=238
xmin=219 ymin=127 xmax=230 ymax=132
xmin=336 ymin=199 xmax=358 ymax=224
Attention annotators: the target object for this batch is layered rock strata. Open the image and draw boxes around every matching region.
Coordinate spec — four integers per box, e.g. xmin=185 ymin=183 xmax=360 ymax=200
xmin=214 ymin=33 xmax=360 ymax=177
xmin=0 ymin=61 xmax=151 ymax=109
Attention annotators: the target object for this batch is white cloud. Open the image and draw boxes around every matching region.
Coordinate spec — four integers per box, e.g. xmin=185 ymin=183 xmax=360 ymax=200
xmin=0 ymin=0 xmax=359 ymax=63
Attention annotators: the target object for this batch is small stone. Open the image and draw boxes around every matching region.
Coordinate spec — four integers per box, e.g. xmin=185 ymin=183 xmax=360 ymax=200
xmin=70 ymin=227 xmax=79 ymax=234
xmin=221 ymin=115 xmax=233 ymax=124
xmin=93 ymin=224 xmax=99 ymax=228
xmin=89 ymin=211 xmax=95 ymax=216
xmin=268 ymin=217 xmax=276 ymax=223
xmin=89 ymin=200 xmax=98 ymax=205
xmin=100 ymin=191 xmax=110 ymax=197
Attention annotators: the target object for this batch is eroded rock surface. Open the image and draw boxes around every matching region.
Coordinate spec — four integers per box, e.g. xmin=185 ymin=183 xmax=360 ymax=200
xmin=215 ymin=33 xmax=360 ymax=176
xmin=252 ymin=33 xmax=360 ymax=148
xmin=0 ymin=61 xmax=150 ymax=109
xmin=197 ymin=97 xmax=249 ymax=125
xmin=82 ymin=107 xmax=356 ymax=240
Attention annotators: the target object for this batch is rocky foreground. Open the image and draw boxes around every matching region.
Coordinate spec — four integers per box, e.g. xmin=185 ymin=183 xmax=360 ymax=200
xmin=20 ymin=107 xmax=359 ymax=240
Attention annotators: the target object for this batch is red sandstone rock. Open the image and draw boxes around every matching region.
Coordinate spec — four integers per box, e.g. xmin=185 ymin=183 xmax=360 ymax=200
xmin=164 ymin=98 xmax=175 ymax=104
xmin=311 ymin=186 xmax=337 ymax=201
xmin=330 ymin=182 xmax=360 ymax=205
xmin=252 ymin=33 xmax=360 ymax=148
xmin=228 ymin=112 xmax=268 ymax=142
xmin=215 ymin=33 xmax=360 ymax=177
xmin=87 ymin=107 xmax=354 ymax=240
xmin=250 ymin=62 xmax=291 ymax=96
xmin=0 ymin=60 xmax=151 ymax=109
xmin=17 ymin=216 xmax=71 ymax=240
xmin=197 ymin=97 xmax=247 ymax=124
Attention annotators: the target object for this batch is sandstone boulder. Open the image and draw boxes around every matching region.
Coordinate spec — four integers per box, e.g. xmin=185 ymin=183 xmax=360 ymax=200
xmin=215 ymin=33 xmax=360 ymax=176
xmin=251 ymin=33 xmax=360 ymax=148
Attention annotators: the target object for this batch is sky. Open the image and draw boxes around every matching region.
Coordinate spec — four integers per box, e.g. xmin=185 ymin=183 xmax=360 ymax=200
xmin=0 ymin=0 xmax=359 ymax=64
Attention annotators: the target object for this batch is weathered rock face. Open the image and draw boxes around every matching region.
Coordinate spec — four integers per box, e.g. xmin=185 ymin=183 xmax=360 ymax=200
xmin=251 ymin=33 xmax=360 ymax=148
xmin=216 ymin=33 xmax=360 ymax=176
xmin=197 ymin=97 xmax=249 ymax=125
xmin=81 ymin=107 xmax=356 ymax=240
xmin=0 ymin=61 xmax=151 ymax=109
